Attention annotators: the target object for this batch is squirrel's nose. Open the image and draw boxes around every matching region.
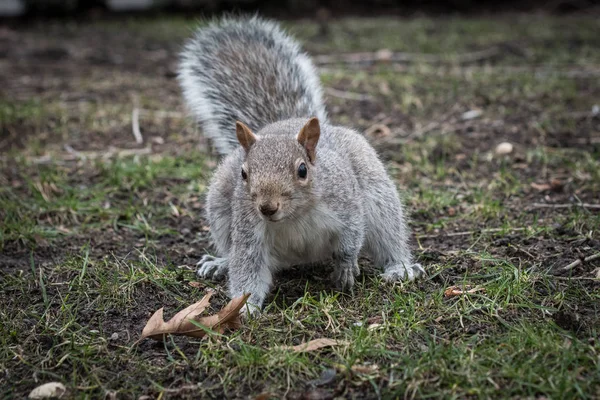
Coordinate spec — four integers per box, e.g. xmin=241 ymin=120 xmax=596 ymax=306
xmin=259 ymin=202 xmax=279 ymax=216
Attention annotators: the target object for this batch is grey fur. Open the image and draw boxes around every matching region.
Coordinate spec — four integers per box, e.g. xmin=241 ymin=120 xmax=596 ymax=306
xmin=179 ymin=16 xmax=424 ymax=314
xmin=179 ymin=15 xmax=327 ymax=155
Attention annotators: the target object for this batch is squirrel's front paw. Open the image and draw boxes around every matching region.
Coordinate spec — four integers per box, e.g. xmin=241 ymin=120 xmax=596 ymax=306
xmin=381 ymin=263 xmax=425 ymax=282
xmin=196 ymin=255 xmax=228 ymax=280
xmin=236 ymin=293 xmax=265 ymax=318
xmin=331 ymin=261 xmax=360 ymax=292
xmin=239 ymin=301 xmax=262 ymax=318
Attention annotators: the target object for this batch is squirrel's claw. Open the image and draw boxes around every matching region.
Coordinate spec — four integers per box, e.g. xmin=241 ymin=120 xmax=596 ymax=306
xmin=331 ymin=261 xmax=359 ymax=293
xmin=381 ymin=263 xmax=425 ymax=282
xmin=196 ymin=255 xmax=228 ymax=280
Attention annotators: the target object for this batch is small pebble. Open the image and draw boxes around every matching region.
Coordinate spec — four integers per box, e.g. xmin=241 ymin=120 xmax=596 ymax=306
xmin=461 ymin=109 xmax=483 ymax=120
xmin=495 ymin=142 xmax=513 ymax=155
xmin=29 ymin=382 xmax=66 ymax=399
xmin=110 ymin=332 xmax=119 ymax=341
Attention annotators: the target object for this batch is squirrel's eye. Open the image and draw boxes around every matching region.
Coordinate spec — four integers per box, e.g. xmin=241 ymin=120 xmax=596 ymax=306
xmin=241 ymin=168 xmax=247 ymax=180
xmin=297 ymin=162 xmax=307 ymax=179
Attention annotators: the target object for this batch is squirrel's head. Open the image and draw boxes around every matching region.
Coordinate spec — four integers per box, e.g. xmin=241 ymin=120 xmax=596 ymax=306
xmin=236 ymin=118 xmax=320 ymax=223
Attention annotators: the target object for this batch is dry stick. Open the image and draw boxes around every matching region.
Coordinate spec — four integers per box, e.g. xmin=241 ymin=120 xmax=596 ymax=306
xmin=532 ymin=203 xmax=600 ymax=210
xmin=552 ymin=276 xmax=599 ymax=281
xmin=131 ymin=107 xmax=143 ymax=144
xmin=325 ymin=87 xmax=374 ymax=101
xmin=314 ymin=46 xmax=501 ymax=66
xmin=561 ymin=253 xmax=600 ymax=272
xmin=138 ymin=109 xmax=186 ymax=119
xmin=416 ymin=227 xmax=527 ymax=240
xmin=23 ymin=146 xmax=153 ymax=165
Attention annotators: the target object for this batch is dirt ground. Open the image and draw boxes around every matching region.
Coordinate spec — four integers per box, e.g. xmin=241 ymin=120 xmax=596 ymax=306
xmin=1 ymin=13 xmax=599 ymax=399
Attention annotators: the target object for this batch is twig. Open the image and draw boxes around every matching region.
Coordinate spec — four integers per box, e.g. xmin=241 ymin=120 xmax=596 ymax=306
xmin=11 ymin=146 xmax=153 ymax=165
xmin=417 ymin=227 xmax=527 ymax=239
xmin=314 ymin=47 xmax=501 ymax=66
xmin=551 ymin=276 xmax=599 ymax=281
xmin=325 ymin=87 xmax=374 ymax=101
xmin=138 ymin=108 xmax=186 ymax=119
xmin=561 ymin=253 xmax=600 ymax=272
xmin=532 ymin=203 xmax=600 ymax=210
xmin=131 ymin=108 xmax=143 ymax=144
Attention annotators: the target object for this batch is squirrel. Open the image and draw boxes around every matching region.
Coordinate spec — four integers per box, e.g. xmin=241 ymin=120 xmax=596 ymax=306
xmin=178 ymin=16 xmax=424 ymax=314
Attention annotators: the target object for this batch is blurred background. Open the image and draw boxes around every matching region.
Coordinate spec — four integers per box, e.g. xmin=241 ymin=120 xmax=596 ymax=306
xmin=1 ymin=1 xmax=599 ymax=399
xmin=1 ymin=0 xmax=600 ymax=17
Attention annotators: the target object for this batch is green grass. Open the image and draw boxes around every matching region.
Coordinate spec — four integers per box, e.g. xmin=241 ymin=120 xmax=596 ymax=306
xmin=1 ymin=13 xmax=599 ymax=400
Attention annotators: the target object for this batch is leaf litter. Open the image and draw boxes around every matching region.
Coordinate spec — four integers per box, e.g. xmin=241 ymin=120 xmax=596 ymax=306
xmin=444 ymin=285 xmax=486 ymax=298
xmin=279 ymin=338 xmax=347 ymax=353
xmin=140 ymin=291 xmax=250 ymax=341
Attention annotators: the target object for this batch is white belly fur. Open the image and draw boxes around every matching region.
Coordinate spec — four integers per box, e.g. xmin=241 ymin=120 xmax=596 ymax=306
xmin=261 ymin=204 xmax=341 ymax=269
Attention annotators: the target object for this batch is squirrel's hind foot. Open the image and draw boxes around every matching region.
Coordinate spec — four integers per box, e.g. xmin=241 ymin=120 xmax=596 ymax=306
xmin=197 ymin=255 xmax=228 ymax=280
xmin=381 ymin=263 xmax=425 ymax=282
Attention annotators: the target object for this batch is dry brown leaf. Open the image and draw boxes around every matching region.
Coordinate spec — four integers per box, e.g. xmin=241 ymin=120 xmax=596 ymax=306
xmin=141 ymin=292 xmax=250 ymax=341
xmin=366 ymin=315 xmax=383 ymax=324
xmin=367 ymin=323 xmax=382 ymax=331
xmin=188 ymin=281 xmax=203 ymax=288
xmin=550 ymin=178 xmax=565 ymax=192
xmin=531 ymin=182 xmax=551 ymax=191
xmin=444 ymin=285 xmax=486 ymax=298
xmin=365 ymin=123 xmax=391 ymax=139
xmin=351 ymin=364 xmax=379 ymax=374
xmin=141 ymin=291 xmax=214 ymax=340
xmin=281 ymin=338 xmax=344 ymax=353
xmin=196 ymin=293 xmax=250 ymax=334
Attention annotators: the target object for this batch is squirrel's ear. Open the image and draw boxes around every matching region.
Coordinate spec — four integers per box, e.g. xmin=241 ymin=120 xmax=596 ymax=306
xmin=297 ymin=117 xmax=320 ymax=163
xmin=236 ymin=121 xmax=257 ymax=152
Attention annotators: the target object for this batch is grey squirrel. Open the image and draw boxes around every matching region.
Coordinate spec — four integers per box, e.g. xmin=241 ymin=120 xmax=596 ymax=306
xmin=178 ymin=16 xmax=424 ymax=314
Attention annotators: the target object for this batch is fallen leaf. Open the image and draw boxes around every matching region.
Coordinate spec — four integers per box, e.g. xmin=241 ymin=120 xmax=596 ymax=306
xmin=461 ymin=109 xmax=482 ymax=120
xmin=351 ymin=364 xmax=379 ymax=374
xmin=196 ymin=293 xmax=250 ymax=334
xmin=550 ymin=178 xmax=565 ymax=192
xmin=188 ymin=281 xmax=203 ymax=288
xmin=379 ymin=81 xmax=391 ymax=96
xmin=530 ymin=182 xmax=551 ymax=191
xmin=444 ymin=285 xmax=486 ymax=298
xmin=300 ymin=388 xmax=334 ymax=400
xmin=29 ymin=382 xmax=67 ymax=399
xmin=367 ymin=323 xmax=382 ymax=331
xmin=365 ymin=123 xmax=391 ymax=139
xmin=366 ymin=316 xmax=383 ymax=324
xmin=281 ymin=338 xmax=344 ymax=353
xmin=376 ymin=48 xmax=393 ymax=62
xmin=140 ymin=292 xmax=250 ymax=341
xmin=141 ymin=291 xmax=214 ymax=340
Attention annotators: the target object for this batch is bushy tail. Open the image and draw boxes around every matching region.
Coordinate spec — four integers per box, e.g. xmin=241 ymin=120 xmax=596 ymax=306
xmin=178 ymin=15 xmax=327 ymax=156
